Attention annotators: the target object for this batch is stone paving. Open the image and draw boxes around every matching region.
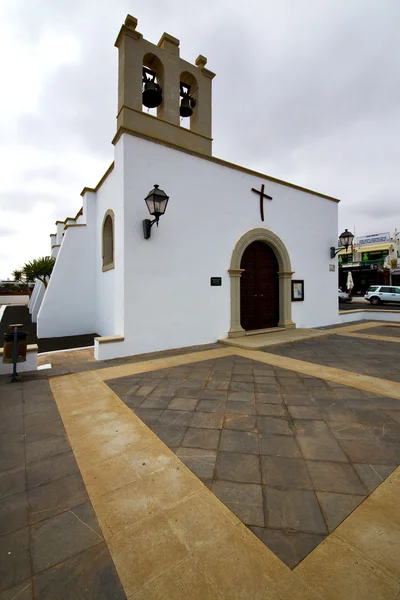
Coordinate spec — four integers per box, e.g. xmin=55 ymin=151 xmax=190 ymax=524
xmin=106 ymin=354 xmax=400 ymax=568
xmin=1 ymin=323 xmax=400 ymax=598
xmin=267 ymin=334 xmax=400 ymax=381
xmin=361 ymin=325 xmax=400 ymax=338
xmin=0 ymin=379 xmax=125 ymax=599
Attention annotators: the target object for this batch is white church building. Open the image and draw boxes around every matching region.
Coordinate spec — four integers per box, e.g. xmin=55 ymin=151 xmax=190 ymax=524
xmin=35 ymin=15 xmax=340 ymax=361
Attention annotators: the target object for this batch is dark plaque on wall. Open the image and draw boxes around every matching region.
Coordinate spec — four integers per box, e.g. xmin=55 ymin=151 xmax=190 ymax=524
xmin=210 ymin=277 xmax=222 ymax=286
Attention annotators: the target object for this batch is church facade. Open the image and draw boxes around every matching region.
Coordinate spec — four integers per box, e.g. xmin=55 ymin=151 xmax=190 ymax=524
xmin=36 ymin=15 xmax=340 ymax=360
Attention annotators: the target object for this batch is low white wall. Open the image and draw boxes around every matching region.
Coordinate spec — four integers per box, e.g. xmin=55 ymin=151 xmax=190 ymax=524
xmin=338 ymin=310 xmax=400 ymax=324
xmin=0 ymin=346 xmax=38 ymax=375
xmin=28 ymin=282 xmax=40 ymax=312
xmin=37 ymin=220 xmax=96 ymax=338
xmin=94 ymin=338 xmax=126 ymax=361
xmin=0 ymin=295 xmax=29 ymax=305
xmin=31 ymin=283 xmax=46 ymax=323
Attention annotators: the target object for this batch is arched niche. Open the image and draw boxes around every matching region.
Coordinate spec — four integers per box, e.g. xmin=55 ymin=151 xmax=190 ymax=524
xmin=102 ymin=209 xmax=115 ymax=272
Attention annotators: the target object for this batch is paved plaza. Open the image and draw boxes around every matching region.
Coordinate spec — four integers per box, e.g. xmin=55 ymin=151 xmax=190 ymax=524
xmin=106 ymin=354 xmax=399 ymax=569
xmin=1 ymin=321 xmax=400 ymax=598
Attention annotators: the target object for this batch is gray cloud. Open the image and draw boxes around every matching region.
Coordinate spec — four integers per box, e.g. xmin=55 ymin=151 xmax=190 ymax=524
xmin=0 ymin=191 xmax=58 ymax=213
xmin=1 ymin=0 xmax=400 ymax=278
xmin=0 ymin=225 xmax=18 ymax=237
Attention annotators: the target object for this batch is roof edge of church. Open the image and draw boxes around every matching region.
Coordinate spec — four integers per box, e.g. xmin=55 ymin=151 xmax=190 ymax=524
xmin=111 ymin=128 xmax=340 ymax=203
xmin=80 ymin=162 xmax=115 ymax=197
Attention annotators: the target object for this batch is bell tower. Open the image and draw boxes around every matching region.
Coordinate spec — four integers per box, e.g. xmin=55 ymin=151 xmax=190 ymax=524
xmin=114 ymin=15 xmax=215 ymax=156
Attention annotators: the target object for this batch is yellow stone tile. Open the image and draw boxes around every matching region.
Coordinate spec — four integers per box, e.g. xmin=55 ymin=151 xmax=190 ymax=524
xmin=64 ymin=411 xmax=138 ymax=444
xmin=131 ymin=555 xmax=220 ymax=600
xmin=56 ymin=392 xmax=119 ymax=419
xmin=80 ymin=453 xmax=139 ymax=499
xmin=163 ymin=488 xmax=239 ymax=553
xmin=334 ymin=497 xmax=400 ymax=583
xmin=124 ymin=441 xmax=179 ymax=477
xmin=141 ymin=462 xmax=204 ymax=510
xmin=219 ymin=328 xmax=329 ymax=349
xmin=333 ymin=321 xmax=382 ymax=334
xmin=340 ymin=332 xmax=400 ymax=344
xmin=262 ymin=572 xmax=323 ymax=599
xmin=295 ymin=535 xmax=400 ymax=600
xmin=107 ymin=512 xmax=189 ymax=598
xmin=72 ymin=428 xmax=156 ymax=470
xmin=63 ymin=402 xmax=132 ymax=427
xmin=361 ymin=467 xmax=400 ymax=527
xmin=387 ymin=466 xmax=400 ymax=486
xmin=91 ymin=479 xmax=160 ymax=539
xmin=193 ymin=524 xmax=288 ymax=599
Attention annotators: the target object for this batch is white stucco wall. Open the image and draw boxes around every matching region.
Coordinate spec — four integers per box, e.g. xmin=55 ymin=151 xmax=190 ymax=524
xmin=95 ymin=155 xmax=124 ymax=338
xmin=37 ymin=132 xmax=338 ymax=356
xmin=31 ymin=282 xmax=46 ymax=323
xmin=119 ymin=134 xmax=338 ymax=356
xmin=28 ymin=281 xmax=40 ymax=312
xmin=51 ymin=246 xmax=60 ymax=259
xmin=37 ymin=199 xmax=97 ymax=338
xmin=56 ymin=222 xmax=65 ymax=246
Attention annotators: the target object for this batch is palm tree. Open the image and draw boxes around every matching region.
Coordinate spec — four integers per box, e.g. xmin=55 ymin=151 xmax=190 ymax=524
xmin=12 ymin=269 xmax=23 ymax=281
xmin=22 ymin=257 xmax=55 ymax=289
xmin=12 ymin=257 xmax=56 ymax=295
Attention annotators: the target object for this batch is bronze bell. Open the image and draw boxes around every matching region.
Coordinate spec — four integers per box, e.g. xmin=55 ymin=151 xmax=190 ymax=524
xmin=142 ymin=81 xmax=162 ymax=108
xmin=180 ymin=96 xmax=194 ymax=118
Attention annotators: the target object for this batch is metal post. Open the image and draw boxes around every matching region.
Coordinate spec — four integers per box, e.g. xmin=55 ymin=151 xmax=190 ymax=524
xmin=11 ymin=326 xmax=18 ymax=383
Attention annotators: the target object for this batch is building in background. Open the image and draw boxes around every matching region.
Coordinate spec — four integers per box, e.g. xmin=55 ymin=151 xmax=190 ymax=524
xmin=339 ymin=232 xmax=400 ymax=295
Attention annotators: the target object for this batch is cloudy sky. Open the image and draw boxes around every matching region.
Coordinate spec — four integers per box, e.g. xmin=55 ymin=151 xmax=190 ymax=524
xmin=1 ymin=0 xmax=399 ymax=278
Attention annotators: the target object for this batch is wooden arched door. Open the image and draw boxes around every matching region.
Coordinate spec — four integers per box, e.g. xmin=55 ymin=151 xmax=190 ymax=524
xmin=240 ymin=241 xmax=279 ymax=330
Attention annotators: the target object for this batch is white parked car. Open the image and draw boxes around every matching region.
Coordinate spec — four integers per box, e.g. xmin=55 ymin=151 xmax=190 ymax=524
xmin=364 ymin=285 xmax=400 ymax=305
xmin=338 ymin=289 xmax=352 ymax=303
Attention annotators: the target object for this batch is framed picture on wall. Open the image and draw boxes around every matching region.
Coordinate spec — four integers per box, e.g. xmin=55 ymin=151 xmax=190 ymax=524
xmin=291 ymin=280 xmax=304 ymax=302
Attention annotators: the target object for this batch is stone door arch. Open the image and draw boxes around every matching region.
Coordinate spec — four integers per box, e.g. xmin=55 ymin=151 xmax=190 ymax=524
xmin=228 ymin=228 xmax=295 ymax=337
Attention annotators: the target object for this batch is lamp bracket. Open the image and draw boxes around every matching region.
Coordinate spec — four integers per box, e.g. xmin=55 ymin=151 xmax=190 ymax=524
xmin=142 ymin=217 xmax=159 ymax=240
xmin=330 ymin=246 xmax=346 ymax=259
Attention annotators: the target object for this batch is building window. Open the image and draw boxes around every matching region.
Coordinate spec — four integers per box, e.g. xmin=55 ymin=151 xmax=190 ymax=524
xmin=102 ymin=210 xmax=114 ymax=271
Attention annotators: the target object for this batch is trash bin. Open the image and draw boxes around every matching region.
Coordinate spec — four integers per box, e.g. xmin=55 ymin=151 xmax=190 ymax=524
xmin=3 ymin=330 xmax=28 ymax=364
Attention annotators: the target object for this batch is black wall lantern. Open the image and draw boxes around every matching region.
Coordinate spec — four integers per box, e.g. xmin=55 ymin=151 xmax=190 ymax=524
xmin=142 ymin=185 xmax=169 ymax=239
xmin=330 ymin=229 xmax=355 ymax=258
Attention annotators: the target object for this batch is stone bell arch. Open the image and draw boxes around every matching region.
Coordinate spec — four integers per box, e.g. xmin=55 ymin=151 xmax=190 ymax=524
xmin=114 ymin=15 xmax=215 ymax=155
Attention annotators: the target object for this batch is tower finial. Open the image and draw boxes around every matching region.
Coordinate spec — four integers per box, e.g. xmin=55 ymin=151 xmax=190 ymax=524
xmin=124 ymin=15 xmax=138 ymax=30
